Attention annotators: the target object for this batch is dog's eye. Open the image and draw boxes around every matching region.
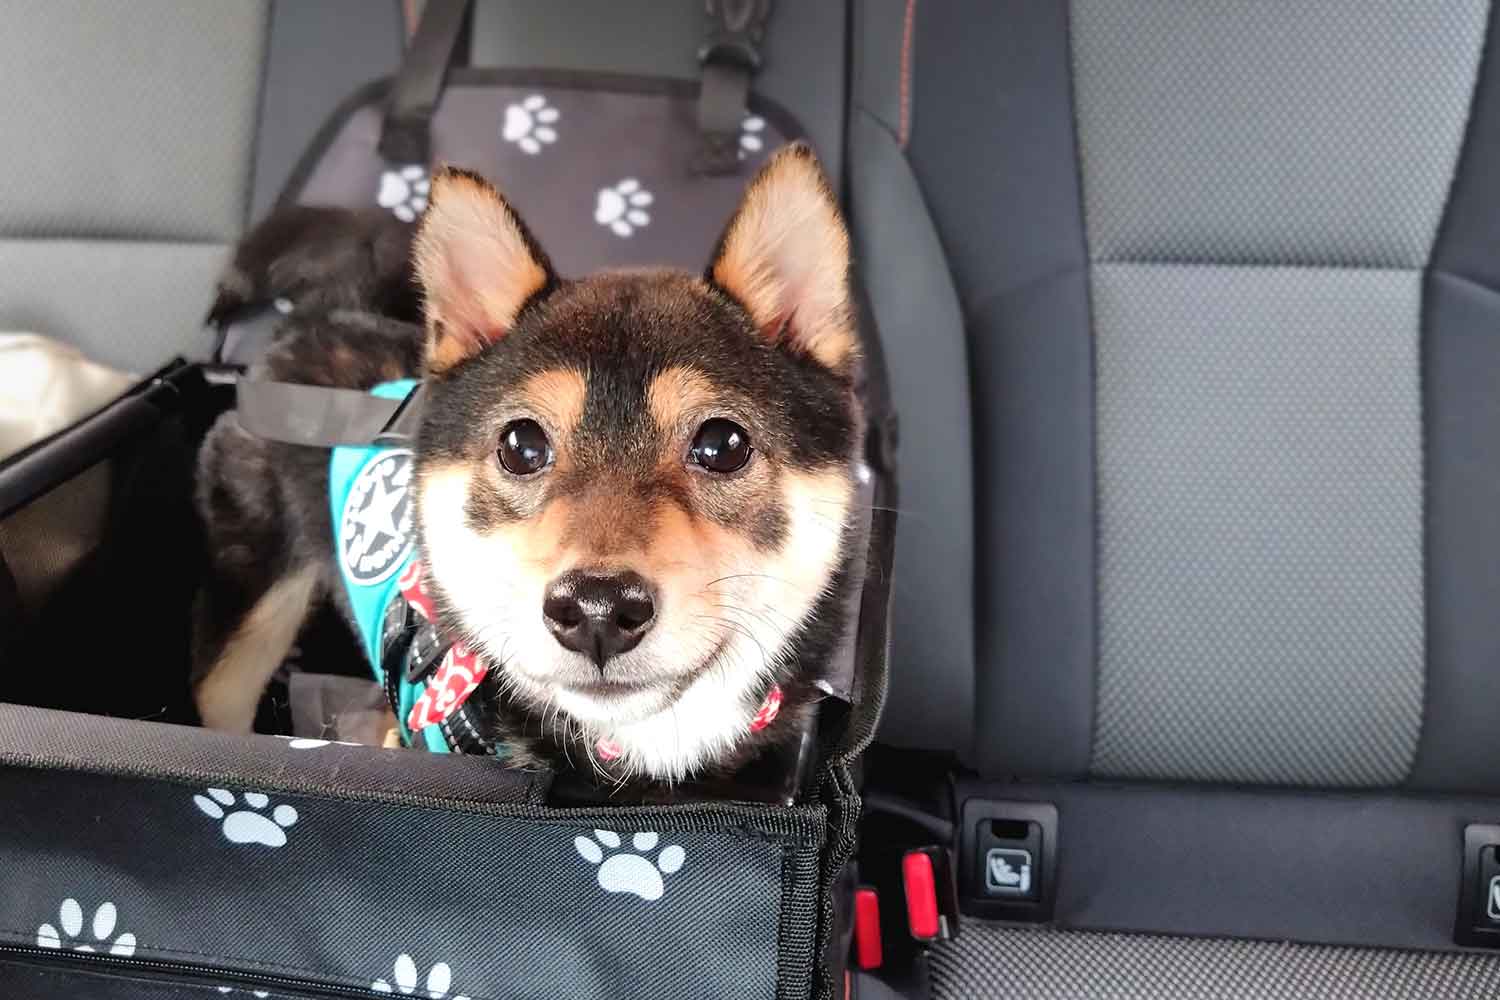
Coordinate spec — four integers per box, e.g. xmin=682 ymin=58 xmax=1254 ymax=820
xmin=689 ymin=419 xmax=752 ymax=474
xmin=498 ymin=419 xmax=552 ymax=475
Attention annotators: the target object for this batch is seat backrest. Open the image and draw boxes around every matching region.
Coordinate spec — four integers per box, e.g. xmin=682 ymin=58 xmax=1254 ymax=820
xmin=860 ymin=0 xmax=1500 ymax=795
xmin=0 ymin=1 xmax=270 ymax=372
xmin=0 ymin=1 xmax=408 ymax=374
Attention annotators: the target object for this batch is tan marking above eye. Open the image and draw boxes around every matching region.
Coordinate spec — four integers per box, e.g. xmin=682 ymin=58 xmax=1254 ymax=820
xmin=645 ymin=366 xmax=719 ymax=438
xmin=515 ymin=368 xmax=587 ymax=446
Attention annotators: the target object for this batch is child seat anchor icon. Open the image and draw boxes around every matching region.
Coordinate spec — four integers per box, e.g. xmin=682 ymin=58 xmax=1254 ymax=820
xmin=986 ymin=848 xmax=1033 ymax=896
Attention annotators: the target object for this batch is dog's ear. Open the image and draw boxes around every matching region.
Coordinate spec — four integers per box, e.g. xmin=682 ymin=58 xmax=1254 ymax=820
xmin=708 ymin=143 xmax=857 ymax=371
xmin=414 ymin=168 xmax=556 ymax=374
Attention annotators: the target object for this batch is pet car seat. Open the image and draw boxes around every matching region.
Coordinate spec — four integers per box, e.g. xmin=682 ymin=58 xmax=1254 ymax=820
xmin=0 ymin=3 xmax=896 ymax=998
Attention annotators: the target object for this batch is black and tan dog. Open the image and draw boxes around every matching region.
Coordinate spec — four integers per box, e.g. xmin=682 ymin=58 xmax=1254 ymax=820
xmin=192 ymin=145 xmax=863 ymax=783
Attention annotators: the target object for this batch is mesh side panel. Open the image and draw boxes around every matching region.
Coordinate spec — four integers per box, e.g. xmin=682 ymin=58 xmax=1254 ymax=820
xmin=1091 ymin=265 xmax=1424 ymax=786
xmin=1070 ymin=0 xmax=1486 ymax=268
xmin=931 ymin=924 xmax=1500 ymax=1000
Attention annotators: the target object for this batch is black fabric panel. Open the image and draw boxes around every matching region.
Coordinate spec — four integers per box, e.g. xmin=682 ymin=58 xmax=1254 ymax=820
xmin=905 ymin=0 xmax=1095 ymax=778
xmin=1412 ymin=5 xmax=1500 ymax=793
xmin=967 ymin=280 xmax=1096 ymax=779
xmin=957 ymin=777 xmax=1500 ymax=953
xmin=1412 ymin=273 xmax=1500 ymax=791
xmin=0 ymin=766 xmax=812 ymax=999
xmin=0 ymin=704 xmax=540 ymax=807
xmin=0 ymin=960 xmax=325 ymax=999
xmin=847 ymin=112 xmax=976 ymax=753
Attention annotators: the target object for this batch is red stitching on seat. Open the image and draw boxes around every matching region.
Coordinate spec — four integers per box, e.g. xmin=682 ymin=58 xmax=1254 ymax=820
xmin=899 ymin=0 xmax=917 ymax=148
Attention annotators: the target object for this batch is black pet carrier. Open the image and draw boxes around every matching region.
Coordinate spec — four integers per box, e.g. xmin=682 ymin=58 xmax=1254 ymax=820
xmin=0 ymin=3 xmax=897 ymax=998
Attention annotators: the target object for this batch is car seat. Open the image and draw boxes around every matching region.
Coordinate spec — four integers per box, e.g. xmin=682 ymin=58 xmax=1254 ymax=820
xmin=850 ymin=1 xmax=1500 ymax=996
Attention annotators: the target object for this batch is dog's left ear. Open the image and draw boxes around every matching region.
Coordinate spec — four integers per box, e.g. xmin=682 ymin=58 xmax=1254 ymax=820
xmin=414 ymin=168 xmax=556 ymax=375
xmin=709 ymin=143 xmax=857 ymax=371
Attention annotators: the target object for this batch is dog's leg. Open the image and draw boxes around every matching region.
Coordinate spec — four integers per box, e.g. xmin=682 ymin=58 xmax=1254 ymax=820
xmin=194 ymin=564 xmax=318 ymax=731
xmin=192 ymin=414 xmax=322 ymax=732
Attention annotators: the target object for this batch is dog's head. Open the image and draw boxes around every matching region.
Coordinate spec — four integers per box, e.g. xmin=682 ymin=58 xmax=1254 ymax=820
xmin=409 ymin=146 xmax=861 ymax=780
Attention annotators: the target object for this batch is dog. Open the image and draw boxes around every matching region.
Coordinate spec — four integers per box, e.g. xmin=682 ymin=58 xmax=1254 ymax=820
xmin=191 ymin=144 xmax=863 ymax=785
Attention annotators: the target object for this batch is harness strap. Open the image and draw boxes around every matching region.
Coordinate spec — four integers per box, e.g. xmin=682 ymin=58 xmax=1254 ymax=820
xmin=379 ymin=0 xmax=472 ymax=165
xmin=694 ymin=0 xmax=773 ymax=174
xmin=235 ymin=380 xmax=426 ymax=449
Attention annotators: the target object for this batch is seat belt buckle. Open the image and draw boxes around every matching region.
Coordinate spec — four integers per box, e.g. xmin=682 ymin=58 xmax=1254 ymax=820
xmin=901 ymin=846 xmax=960 ymax=943
xmin=852 ymin=886 xmax=883 ymax=970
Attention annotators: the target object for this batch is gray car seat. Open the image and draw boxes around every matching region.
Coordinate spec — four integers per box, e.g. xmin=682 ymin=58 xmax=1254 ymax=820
xmin=0 ymin=1 xmax=407 ymax=374
xmin=852 ymin=1 xmax=1500 ymax=996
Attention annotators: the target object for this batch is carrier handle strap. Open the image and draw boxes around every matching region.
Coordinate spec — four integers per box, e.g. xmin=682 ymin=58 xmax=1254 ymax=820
xmin=379 ymin=0 xmax=472 ymax=165
xmin=695 ymin=0 xmax=773 ymax=174
xmin=235 ymin=380 xmax=427 ymax=449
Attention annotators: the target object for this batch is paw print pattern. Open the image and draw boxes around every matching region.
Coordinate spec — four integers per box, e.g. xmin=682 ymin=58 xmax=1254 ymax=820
xmin=502 ymin=94 xmax=559 ymax=154
xmin=594 ymin=178 xmax=653 ymax=237
xmin=276 ymin=735 xmax=359 ymax=749
xmin=377 ymin=165 xmax=431 ymax=222
xmin=372 ymin=954 xmax=469 ymax=998
xmin=193 ymin=788 xmax=299 ymax=848
xmin=36 ymin=899 xmax=136 ymax=957
xmin=739 ymin=115 xmax=766 ymax=159
xmin=574 ymin=830 xmax=685 ymax=902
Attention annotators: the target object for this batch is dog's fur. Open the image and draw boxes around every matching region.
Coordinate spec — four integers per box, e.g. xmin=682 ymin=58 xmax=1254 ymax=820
xmin=192 ymin=145 xmax=862 ymax=784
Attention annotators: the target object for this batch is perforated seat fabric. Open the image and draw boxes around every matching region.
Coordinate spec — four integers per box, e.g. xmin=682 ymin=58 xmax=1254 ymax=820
xmin=930 ymin=925 xmax=1500 ymax=1000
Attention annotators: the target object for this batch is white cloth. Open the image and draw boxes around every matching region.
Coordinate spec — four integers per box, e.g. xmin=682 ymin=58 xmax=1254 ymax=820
xmin=0 ymin=333 xmax=136 ymax=461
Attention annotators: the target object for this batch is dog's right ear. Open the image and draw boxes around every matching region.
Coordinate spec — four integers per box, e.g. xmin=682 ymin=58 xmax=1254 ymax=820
xmin=413 ymin=168 xmax=556 ymax=375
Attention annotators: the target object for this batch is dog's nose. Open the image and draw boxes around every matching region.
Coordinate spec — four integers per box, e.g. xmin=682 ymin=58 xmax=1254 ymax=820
xmin=542 ymin=571 xmax=657 ymax=667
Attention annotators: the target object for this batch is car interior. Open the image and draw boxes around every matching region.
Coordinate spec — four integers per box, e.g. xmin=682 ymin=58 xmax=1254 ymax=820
xmin=5 ymin=2 xmax=1500 ymax=998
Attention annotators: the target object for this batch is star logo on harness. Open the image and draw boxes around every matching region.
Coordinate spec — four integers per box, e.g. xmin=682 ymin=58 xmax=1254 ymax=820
xmin=340 ymin=450 xmax=415 ymax=585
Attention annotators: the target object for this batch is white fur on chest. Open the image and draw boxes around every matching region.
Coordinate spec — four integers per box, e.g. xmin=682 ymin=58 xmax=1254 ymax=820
xmin=556 ymin=632 xmax=774 ymax=780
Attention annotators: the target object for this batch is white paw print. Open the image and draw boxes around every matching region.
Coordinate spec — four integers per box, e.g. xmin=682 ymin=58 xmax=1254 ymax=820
xmin=193 ymin=788 xmax=299 ymax=848
xmin=372 ymin=954 xmax=469 ymax=999
xmin=502 ymin=94 xmax=559 ymax=154
xmin=739 ymin=115 xmax=766 ymax=159
xmin=276 ymin=735 xmax=359 ymax=749
xmin=594 ymin=178 xmax=653 ymax=237
xmin=573 ymin=830 xmax=685 ymax=902
xmin=36 ymin=899 xmax=136 ymax=957
xmin=377 ymin=165 xmax=430 ymax=222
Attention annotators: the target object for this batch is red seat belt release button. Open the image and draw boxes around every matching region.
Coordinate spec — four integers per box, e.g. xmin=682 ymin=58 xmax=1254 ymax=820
xmin=853 ymin=886 xmax=883 ymax=969
xmin=903 ymin=849 xmax=944 ymax=941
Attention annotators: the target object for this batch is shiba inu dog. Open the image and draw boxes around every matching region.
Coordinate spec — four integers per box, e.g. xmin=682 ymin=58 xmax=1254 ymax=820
xmin=192 ymin=144 xmax=863 ymax=784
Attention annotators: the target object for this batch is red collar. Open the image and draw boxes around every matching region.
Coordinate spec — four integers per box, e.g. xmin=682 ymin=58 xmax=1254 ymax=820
xmin=400 ymin=561 xmax=489 ymax=733
xmin=594 ymin=683 xmax=783 ymax=762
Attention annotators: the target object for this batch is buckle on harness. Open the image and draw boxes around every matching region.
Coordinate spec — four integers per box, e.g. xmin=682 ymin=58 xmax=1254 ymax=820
xmin=373 ymin=382 xmax=427 ymax=447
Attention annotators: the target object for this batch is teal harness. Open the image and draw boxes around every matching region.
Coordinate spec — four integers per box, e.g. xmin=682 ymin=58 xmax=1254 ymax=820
xmin=326 ymin=379 xmax=495 ymax=755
